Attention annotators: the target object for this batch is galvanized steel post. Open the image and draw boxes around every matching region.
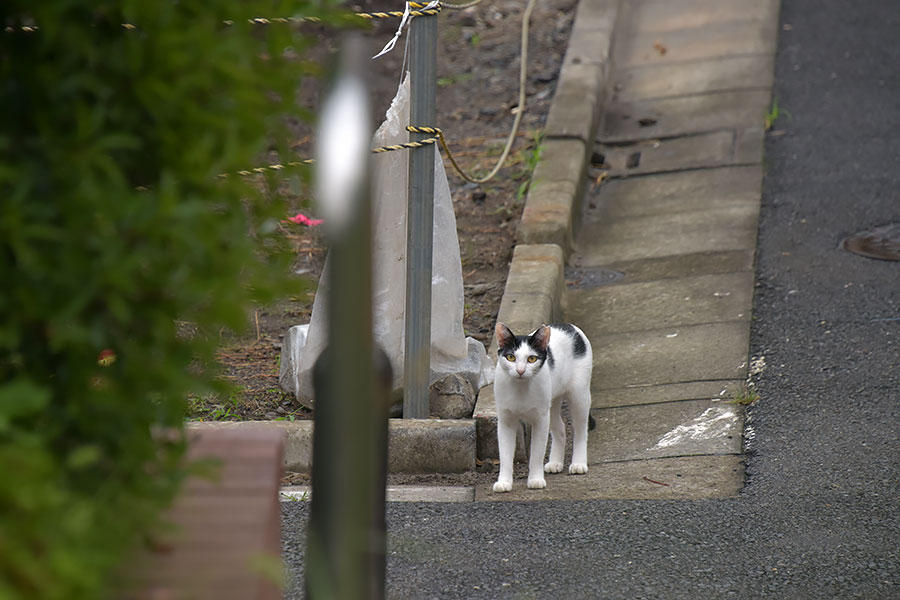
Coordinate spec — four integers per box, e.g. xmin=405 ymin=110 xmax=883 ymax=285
xmin=403 ymin=7 xmax=438 ymax=418
xmin=307 ymin=36 xmax=391 ymax=600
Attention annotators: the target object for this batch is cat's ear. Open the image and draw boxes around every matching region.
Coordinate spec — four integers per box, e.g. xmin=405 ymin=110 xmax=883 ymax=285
xmin=530 ymin=325 xmax=551 ymax=351
xmin=495 ymin=322 xmax=515 ymax=348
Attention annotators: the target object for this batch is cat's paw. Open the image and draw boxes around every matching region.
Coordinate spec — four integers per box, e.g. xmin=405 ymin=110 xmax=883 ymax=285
xmin=493 ymin=480 xmax=513 ymax=493
xmin=568 ymin=462 xmax=588 ymax=475
xmin=527 ymin=476 xmax=547 ymax=489
xmin=544 ymin=461 xmax=564 ymax=474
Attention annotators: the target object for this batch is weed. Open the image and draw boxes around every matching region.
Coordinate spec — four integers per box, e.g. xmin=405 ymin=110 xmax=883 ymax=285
xmin=437 ymin=73 xmax=473 ymax=88
xmin=764 ymin=97 xmax=791 ymax=130
xmin=515 ymin=131 xmax=544 ymax=200
xmin=727 ymin=385 xmax=760 ymax=406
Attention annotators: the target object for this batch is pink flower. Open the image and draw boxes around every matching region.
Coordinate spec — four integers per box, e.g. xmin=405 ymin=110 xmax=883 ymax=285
xmin=284 ymin=212 xmax=324 ymax=227
xmin=97 ymin=349 xmax=116 ymax=366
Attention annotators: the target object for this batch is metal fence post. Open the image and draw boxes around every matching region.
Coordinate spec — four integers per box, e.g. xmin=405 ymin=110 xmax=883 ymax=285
xmin=306 ymin=36 xmax=391 ymax=600
xmin=403 ymin=8 xmax=438 ymax=419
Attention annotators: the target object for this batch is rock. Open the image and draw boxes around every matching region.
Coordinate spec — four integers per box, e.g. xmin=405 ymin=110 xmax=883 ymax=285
xmin=279 ymin=324 xmax=309 ymax=399
xmin=429 ymin=373 xmax=476 ymax=419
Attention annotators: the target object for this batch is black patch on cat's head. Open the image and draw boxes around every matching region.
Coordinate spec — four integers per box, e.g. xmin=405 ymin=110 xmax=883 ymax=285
xmin=525 ymin=326 xmax=551 ymax=366
xmin=550 ymin=322 xmax=587 ymax=357
xmin=495 ymin=322 xmax=518 ymax=354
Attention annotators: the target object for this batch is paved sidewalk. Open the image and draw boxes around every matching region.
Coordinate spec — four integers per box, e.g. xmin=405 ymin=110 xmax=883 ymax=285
xmin=475 ymin=0 xmax=779 ymax=501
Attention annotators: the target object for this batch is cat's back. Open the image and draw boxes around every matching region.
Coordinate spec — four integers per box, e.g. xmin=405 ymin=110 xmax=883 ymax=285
xmin=546 ymin=323 xmax=592 ymax=388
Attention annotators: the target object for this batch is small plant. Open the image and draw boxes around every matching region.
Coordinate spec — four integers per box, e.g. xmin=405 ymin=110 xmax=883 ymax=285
xmin=514 ymin=131 xmax=544 ymax=200
xmin=728 ymin=385 xmax=760 ymax=406
xmin=437 ymin=73 xmax=473 ymax=88
xmin=764 ymin=97 xmax=791 ymax=130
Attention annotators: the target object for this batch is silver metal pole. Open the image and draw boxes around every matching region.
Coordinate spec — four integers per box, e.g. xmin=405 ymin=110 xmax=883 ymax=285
xmin=403 ymin=11 xmax=438 ymax=419
xmin=307 ymin=36 xmax=390 ymax=600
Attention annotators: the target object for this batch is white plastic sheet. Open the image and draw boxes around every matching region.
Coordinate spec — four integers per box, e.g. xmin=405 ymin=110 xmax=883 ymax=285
xmin=293 ymin=76 xmax=494 ymax=406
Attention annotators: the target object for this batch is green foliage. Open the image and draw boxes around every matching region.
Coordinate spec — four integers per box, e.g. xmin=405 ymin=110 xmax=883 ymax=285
xmin=0 ymin=1 xmax=340 ymax=597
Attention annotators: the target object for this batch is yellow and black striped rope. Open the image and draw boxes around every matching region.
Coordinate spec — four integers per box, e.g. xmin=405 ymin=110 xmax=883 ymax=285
xmin=221 ymin=131 xmax=440 ymax=179
xmin=248 ymin=2 xmax=440 ymax=24
xmin=5 ymin=3 xmax=439 ymax=33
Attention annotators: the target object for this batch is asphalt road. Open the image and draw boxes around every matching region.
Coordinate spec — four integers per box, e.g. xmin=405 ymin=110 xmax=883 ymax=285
xmin=282 ymin=0 xmax=900 ymax=597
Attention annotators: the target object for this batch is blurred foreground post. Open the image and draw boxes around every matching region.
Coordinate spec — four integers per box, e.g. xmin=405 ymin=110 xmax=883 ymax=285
xmin=306 ymin=36 xmax=391 ymax=600
xmin=404 ymin=6 xmax=438 ymax=418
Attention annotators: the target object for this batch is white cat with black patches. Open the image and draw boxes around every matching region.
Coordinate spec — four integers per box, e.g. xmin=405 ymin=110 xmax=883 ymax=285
xmin=492 ymin=322 xmax=594 ymax=493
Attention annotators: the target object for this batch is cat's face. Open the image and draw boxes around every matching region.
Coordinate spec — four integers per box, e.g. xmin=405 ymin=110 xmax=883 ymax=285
xmin=495 ymin=323 xmax=551 ymax=380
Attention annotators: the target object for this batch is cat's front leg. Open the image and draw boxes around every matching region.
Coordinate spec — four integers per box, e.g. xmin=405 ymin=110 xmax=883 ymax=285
xmin=544 ymin=396 xmax=566 ymax=473
xmin=527 ymin=417 xmax=549 ymax=489
xmin=493 ymin=416 xmax=517 ymax=493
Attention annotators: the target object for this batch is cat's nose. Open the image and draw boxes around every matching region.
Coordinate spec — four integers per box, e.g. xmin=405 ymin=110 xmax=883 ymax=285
xmin=516 ymin=366 xmax=526 ymax=375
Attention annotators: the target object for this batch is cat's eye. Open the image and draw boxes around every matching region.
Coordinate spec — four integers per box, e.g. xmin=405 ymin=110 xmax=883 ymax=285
xmin=504 ymin=354 xmax=516 ymax=362
xmin=527 ymin=355 xmax=538 ymax=363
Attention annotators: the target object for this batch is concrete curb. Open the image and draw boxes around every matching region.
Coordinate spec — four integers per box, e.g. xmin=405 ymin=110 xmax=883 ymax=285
xmin=187 ymin=419 xmax=475 ymax=474
xmin=473 ymin=0 xmax=622 ymax=461
xmin=517 ymin=0 xmax=621 ymax=254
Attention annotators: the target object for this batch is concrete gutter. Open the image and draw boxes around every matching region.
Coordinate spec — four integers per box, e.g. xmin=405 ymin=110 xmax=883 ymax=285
xmin=474 ymin=0 xmax=622 ymax=460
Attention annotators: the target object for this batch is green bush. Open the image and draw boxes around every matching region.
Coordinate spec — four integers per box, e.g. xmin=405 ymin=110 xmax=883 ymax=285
xmin=0 ymin=2 xmax=337 ymax=597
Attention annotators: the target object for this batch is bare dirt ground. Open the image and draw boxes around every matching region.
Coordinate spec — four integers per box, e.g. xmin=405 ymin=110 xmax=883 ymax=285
xmin=189 ymin=0 xmax=578 ymax=423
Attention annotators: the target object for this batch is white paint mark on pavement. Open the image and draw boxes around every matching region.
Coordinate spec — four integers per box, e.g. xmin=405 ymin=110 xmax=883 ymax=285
xmin=652 ymin=406 xmax=738 ymax=449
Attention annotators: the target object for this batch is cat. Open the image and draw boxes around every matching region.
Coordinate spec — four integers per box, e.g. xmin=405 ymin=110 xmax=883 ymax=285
xmin=492 ymin=322 xmax=594 ymax=493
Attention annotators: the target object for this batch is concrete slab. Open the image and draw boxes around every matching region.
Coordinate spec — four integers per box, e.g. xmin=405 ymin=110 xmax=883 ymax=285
xmin=615 ymin=19 xmax=778 ymax=68
xmin=593 ymin=379 xmax=745 ymax=409
xmin=627 ymin=0 xmax=779 ymax=33
xmin=591 ymin=321 xmax=751 ymax=390
xmin=590 ymin=399 xmax=744 ymax=462
xmin=567 ymin=271 xmax=754 ymax=335
xmin=614 ymin=55 xmax=776 ymax=102
xmin=575 ymin=205 xmax=761 ymax=264
xmin=583 ymin=166 xmax=762 ymax=222
xmin=603 ymin=90 xmax=772 ymax=142
xmin=596 ymin=130 xmax=737 ymax=176
xmin=475 ymin=455 xmax=745 ymax=501
xmin=570 ymin=250 xmax=757 ymax=283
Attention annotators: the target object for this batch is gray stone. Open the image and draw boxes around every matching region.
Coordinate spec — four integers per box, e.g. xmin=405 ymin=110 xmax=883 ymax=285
xmin=278 ymin=324 xmax=308 ymax=399
xmin=429 ymin=373 xmax=476 ymax=419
